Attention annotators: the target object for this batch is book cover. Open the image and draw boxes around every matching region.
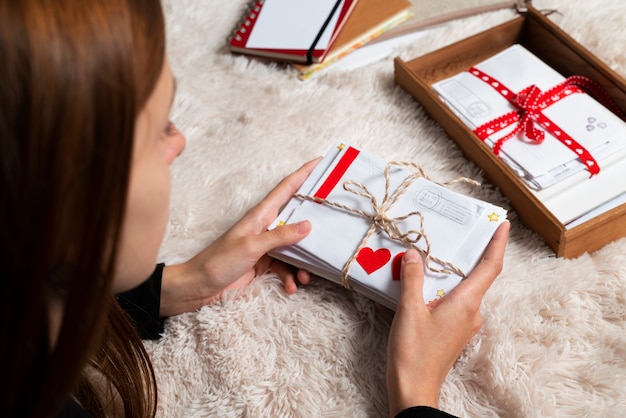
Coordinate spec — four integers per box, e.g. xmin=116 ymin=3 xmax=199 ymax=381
xmin=228 ymin=0 xmax=358 ymax=64
xmin=293 ymin=0 xmax=412 ymax=80
xmin=373 ymin=0 xmax=528 ymax=43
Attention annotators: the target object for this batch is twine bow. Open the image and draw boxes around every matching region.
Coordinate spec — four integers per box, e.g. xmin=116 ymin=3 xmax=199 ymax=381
xmin=295 ymin=161 xmax=478 ymax=289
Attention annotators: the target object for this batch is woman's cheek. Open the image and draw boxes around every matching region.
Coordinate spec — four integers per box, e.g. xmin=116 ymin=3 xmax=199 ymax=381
xmin=113 ymin=158 xmax=171 ymax=293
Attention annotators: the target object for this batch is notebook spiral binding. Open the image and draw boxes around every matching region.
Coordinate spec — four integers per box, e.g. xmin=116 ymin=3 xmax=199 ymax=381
xmin=229 ymin=0 xmax=265 ymax=43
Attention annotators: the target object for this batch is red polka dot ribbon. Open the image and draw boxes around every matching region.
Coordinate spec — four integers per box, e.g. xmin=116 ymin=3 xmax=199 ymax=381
xmin=469 ymin=67 xmax=626 ymax=177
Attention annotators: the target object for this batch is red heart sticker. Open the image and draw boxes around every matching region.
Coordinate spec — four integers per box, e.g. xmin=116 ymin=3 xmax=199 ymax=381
xmin=356 ymin=247 xmax=391 ymax=274
xmin=392 ymin=252 xmax=405 ymax=281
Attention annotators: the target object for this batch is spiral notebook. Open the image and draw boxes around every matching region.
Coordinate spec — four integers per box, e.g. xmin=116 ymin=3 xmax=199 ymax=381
xmin=228 ymin=0 xmax=358 ymax=64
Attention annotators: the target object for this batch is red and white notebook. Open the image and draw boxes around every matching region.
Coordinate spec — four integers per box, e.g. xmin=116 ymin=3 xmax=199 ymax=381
xmin=228 ymin=0 xmax=358 ymax=64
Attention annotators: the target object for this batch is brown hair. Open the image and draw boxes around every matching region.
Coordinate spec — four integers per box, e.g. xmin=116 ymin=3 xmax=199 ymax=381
xmin=0 ymin=0 xmax=165 ymax=416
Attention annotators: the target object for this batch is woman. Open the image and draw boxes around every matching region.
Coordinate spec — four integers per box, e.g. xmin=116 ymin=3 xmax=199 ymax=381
xmin=0 ymin=0 xmax=509 ymax=417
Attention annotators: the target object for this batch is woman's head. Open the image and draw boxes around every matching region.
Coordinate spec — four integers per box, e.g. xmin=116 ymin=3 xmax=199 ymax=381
xmin=1 ymin=0 xmax=183 ymax=415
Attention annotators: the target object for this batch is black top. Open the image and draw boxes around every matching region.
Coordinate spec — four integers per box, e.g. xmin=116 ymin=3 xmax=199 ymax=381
xmin=56 ymin=264 xmax=458 ymax=418
xmin=395 ymin=406 xmax=458 ymax=418
xmin=116 ymin=263 xmax=166 ymax=340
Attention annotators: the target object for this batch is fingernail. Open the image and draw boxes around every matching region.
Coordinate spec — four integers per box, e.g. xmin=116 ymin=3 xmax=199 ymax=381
xmin=403 ymin=249 xmax=420 ymax=264
xmin=295 ymin=220 xmax=311 ymax=235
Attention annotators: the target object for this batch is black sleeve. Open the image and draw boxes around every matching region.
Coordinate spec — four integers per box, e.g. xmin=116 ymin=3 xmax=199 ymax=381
xmin=396 ymin=406 xmax=458 ymax=418
xmin=116 ymin=263 xmax=166 ymax=340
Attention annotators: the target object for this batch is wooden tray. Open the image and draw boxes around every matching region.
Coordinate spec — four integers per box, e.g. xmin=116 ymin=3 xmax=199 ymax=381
xmin=394 ymin=5 xmax=626 ymax=258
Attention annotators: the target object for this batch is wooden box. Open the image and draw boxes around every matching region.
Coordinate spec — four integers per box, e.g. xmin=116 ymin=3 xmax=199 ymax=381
xmin=394 ymin=5 xmax=626 ymax=258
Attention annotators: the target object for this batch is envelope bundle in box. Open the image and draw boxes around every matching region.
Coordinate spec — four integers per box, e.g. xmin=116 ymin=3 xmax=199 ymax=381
xmin=269 ymin=142 xmax=507 ymax=310
xmin=432 ymin=44 xmax=626 ymax=228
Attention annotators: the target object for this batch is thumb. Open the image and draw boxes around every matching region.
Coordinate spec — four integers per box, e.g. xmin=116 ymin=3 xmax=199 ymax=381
xmin=398 ymin=249 xmax=426 ymax=307
xmin=258 ymin=220 xmax=312 ymax=254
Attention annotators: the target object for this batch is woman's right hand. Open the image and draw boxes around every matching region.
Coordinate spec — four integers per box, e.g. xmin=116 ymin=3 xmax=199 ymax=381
xmin=386 ymin=221 xmax=510 ymax=416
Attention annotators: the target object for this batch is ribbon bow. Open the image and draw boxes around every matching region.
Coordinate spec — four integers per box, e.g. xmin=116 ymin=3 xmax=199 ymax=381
xmin=296 ymin=162 xmax=475 ymax=288
xmin=511 ymin=84 xmax=547 ymax=144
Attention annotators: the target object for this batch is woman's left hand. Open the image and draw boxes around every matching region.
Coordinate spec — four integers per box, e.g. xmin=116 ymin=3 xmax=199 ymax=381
xmin=159 ymin=158 xmax=320 ymax=317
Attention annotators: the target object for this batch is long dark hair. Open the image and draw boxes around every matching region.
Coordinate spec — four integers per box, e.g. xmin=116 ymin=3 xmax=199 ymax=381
xmin=0 ymin=0 xmax=166 ymax=416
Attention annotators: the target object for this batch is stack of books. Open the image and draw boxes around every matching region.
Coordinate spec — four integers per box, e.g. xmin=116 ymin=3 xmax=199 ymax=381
xmin=228 ymin=0 xmax=413 ymax=80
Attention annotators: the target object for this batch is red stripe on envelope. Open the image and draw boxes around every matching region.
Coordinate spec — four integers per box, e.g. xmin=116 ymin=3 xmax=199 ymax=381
xmin=314 ymin=146 xmax=360 ymax=199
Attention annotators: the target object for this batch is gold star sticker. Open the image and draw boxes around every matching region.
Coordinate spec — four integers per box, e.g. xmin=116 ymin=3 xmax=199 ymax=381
xmin=337 ymin=143 xmax=345 ymax=150
xmin=277 ymin=221 xmax=285 ymax=226
xmin=488 ymin=212 xmax=500 ymax=222
xmin=427 ymin=290 xmax=447 ymax=305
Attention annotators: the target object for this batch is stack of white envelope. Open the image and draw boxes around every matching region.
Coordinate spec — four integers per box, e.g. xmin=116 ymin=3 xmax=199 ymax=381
xmin=432 ymin=45 xmax=626 ymax=227
xmin=269 ymin=143 xmax=507 ymax=310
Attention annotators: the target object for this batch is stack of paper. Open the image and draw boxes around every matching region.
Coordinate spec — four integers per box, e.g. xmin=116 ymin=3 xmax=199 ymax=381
xmin=432 ymin=45 xmax=626 ymax=226
xmin=269 ymin=143 xmax=507 ymax=310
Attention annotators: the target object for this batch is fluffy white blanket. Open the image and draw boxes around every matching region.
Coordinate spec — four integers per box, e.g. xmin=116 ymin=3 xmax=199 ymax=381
xmin=148 ymin=1 xmax=626 ymax=416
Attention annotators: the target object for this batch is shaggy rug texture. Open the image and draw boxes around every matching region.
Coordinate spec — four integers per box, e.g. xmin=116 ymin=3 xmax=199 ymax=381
xmin=148 ymin=1 xmax=626 ymax=416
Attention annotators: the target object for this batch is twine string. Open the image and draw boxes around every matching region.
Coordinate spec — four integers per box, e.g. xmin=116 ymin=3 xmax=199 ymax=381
xmin=294 ymin=161 xmax=479 ymax=288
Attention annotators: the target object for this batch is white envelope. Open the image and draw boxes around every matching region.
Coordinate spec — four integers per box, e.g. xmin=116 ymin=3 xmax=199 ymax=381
xmin=432 ymin=44 xmax=626 ymax=187
xmin=269 ymin=143 xmax=507 ymax=310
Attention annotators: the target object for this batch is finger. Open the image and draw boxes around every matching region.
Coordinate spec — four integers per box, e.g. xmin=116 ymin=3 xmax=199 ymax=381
xmin=267 ymin=260 xmax=297 ymax=293
xmin=283 ymin=276 xmax=298 ymax=294
xmin=454 ymin=221 xmax=509 ymax=299
xmin=269 ymin=260 xmax=298 ymax=294
xmin=397 ymin=249 xmax=426 ymax=308
xmin=249 ymin=220 xmax=312 ymax=257
xmin=254 ymin=158 xmax=322 ymax=222
xmin=297 ymin=269 xmax=311 ymax=285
